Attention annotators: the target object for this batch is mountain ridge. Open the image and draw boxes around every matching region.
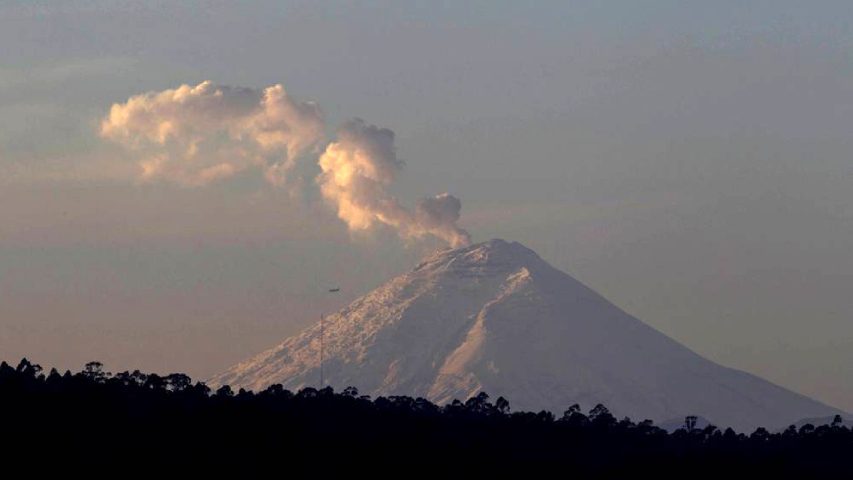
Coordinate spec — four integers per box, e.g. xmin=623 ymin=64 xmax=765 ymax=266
xmin=209 ymin=239 xmax=843 ymax=431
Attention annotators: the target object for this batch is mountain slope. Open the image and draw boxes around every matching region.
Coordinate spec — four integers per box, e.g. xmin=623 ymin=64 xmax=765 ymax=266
xmin=209 ymin=239 xmax=842 ymax=431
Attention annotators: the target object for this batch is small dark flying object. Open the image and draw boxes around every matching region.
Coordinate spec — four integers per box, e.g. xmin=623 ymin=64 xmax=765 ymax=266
xmin=328 ymin=288 xmax=340 ymax=292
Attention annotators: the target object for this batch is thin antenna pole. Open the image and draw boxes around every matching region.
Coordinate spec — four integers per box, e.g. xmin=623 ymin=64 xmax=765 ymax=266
xmin=319 ymin=313 xmax=324 ymax=388
xmin=318 ymin=287 xmax=338 ymax=389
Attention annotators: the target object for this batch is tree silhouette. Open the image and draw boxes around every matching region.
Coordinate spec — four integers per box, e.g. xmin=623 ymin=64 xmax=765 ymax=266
xmin=832 ymin=414 xmax=844 ymax=427
xmin=82 ymin=361 xmax=107 ymax=382
xmin=0 ymin=357 xmax=850 ymax=476
xmin=684 ymin=415 xmax=698 ymax=432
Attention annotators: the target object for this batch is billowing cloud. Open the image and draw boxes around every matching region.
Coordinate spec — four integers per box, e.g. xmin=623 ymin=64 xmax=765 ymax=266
xmin=415 ymin=193 xmax=468 ymax=246
xmin=317 ymin=119 xmax=470 ymax=247
xmin=100 ymin=81 xmax=323 ymax=186
xmin=101 ymin=83 xmax=470 ymax=247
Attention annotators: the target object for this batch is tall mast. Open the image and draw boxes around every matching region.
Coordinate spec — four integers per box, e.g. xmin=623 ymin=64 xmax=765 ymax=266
xmin=320 ymin=313 xmax=324 ymax=388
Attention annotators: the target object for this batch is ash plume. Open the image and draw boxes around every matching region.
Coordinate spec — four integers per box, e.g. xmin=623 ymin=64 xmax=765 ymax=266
xmin=317 ymin=119 xmax=470 ymax=247
xmin=100 ymin=81 xmax=323 ymax=186
xmin=102 ymin=82 xmax=470 ymax=247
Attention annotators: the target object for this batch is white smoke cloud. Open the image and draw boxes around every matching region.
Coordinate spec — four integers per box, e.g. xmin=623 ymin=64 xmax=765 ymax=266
xmin=101 ymin=83 xmax=470 ymax=247
xmin=317 ymin=119 xmax=470 ymax=247
xmin=100 ymin=81 xmax=323 ymax=186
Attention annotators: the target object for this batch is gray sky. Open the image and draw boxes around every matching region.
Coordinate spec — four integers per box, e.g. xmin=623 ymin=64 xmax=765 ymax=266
xmin=2 ymin=1 xmax=852 ymax=411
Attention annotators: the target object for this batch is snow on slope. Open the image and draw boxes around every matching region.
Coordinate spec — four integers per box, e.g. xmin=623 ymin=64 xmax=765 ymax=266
xmin=209 ymin=239 xmax=843 ymax=431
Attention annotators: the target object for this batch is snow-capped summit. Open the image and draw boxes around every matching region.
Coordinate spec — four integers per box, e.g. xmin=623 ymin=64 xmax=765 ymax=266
xmin=209 ymin=239 xmax=842 ymax=431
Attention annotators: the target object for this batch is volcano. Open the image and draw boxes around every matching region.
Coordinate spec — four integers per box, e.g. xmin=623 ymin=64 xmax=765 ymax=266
xmin=210 ymin=239 xmax=842 ymax=430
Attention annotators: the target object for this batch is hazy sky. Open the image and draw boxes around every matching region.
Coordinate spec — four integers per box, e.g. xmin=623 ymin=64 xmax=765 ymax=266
xmin=2 ymin=1 xmax=852 ymax=411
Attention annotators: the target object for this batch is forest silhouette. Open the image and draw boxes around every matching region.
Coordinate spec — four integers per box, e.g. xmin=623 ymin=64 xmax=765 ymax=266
xmin=1 ymin=358 xmax=849 ymax=476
